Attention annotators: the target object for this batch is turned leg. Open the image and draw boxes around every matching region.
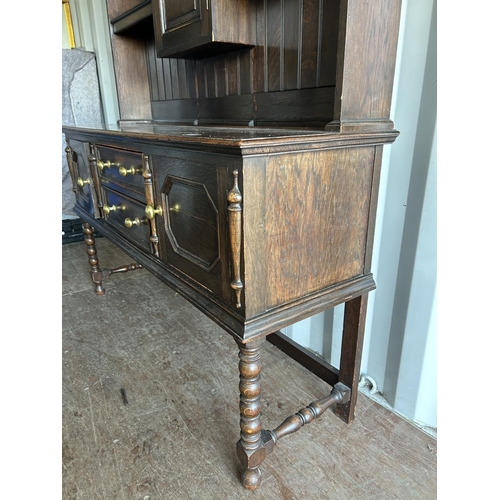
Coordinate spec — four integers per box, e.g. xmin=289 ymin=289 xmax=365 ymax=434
xmin=235 ymin=338 xmax=267 ymax=490
xmin=335 ymin=294 xmax=368 ymax=423
xmin=234 ymin=336 xmax=353 ymax=490
xmin=82 ymin=222 xmax=105 ymax=295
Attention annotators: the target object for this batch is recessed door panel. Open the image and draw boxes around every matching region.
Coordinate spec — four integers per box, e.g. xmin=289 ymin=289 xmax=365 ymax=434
xmin=165 ymin=0 xmax=201 ymax=31
xmin=164 ymin=177 xmax=219 ymax=269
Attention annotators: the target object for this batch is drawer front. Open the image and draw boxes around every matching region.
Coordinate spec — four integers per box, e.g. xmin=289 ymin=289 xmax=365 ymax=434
xmin=95 ymin=145 xmax=146 ymax=198
xmin=102 ymin=187 xmax=152 ymax=253
xmin=66 ymin=139 xmax=100 ymax=217
xmin=152 ymin=152 xmax=237 ymax=305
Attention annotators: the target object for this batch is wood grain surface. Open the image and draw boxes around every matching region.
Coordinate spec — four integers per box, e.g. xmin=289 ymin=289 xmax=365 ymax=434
xmin=63 ymin=238 xmax=436 ymax=499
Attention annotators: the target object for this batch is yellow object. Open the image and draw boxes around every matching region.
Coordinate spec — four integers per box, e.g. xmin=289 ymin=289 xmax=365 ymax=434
xmin=63 ymin=0 xmax=76 ymax=48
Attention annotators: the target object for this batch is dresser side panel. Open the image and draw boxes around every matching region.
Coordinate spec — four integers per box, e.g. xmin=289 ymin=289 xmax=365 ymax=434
xmin=243 ymin=147 xmax=375 ymax=316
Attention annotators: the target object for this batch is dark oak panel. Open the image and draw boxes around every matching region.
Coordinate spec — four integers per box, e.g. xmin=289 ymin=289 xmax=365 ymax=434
xmin=255 ymin=87 xmax=334 ymax=125
xmin=242 ymin=147 xmax=375 ymax=315
xmin=110 ymin=35 xmax=152 ymax=120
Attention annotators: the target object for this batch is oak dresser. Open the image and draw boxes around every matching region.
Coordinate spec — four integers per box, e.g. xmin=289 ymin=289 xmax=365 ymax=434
xmin=63 ymin=0 xmax=402 ymax=490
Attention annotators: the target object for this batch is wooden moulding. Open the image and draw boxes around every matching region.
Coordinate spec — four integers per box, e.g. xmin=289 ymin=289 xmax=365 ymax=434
xmin=107 ymin=0 xmax=146 ymax=20
xmin=110 ymin=0 xmax=153 ymax=35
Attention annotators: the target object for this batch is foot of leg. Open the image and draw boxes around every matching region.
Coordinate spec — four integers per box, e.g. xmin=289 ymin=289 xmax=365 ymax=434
xmin=82 ymin=222 xmax=105 ymax=295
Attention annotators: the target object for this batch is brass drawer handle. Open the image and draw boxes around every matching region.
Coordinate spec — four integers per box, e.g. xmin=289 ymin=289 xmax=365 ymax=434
xmin=145 ymin=205 xmax=163 ymax=220
xmin=103 ymin=204 xmax=125 ymax=215
xmin=119 ymin=165 xmax=143 ymax=177
xmin=97 ymin=160 xmax=117 ymax=171
xmin=77 ymin=177 xmax=91 ymax=187
xmin=124 ymin=217 xmax=147 ymax=228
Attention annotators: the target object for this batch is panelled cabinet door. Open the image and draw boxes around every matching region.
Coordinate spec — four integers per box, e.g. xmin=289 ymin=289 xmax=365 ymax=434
xmin=165 ymin=0 xmax=203 ymax=30
xmin=151 ymin=150 xmax=241 ymax=309
xmin=152 ymin=0 xmax=255 ymax=58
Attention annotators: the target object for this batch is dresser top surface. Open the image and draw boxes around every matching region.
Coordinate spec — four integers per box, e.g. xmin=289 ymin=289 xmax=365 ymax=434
xmin=64 ymin=122 xmax=333 ymax=141
xmin=62 ymin=122 xmax=399 ymax=154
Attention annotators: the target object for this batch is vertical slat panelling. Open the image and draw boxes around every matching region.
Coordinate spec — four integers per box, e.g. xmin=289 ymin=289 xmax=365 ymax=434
xmin=316 ymin=0 xmax=324 ymax=87
xmin=145 ymin=0 xmax=339 ymax=121
xmin=215 ymin=57 xmax=227 ymax=97
xmin=205 ymin=58 xmax=217 ymax=98
xmin=195 ymin=60 xmax=207 ymax=98
xmin=300 ymin=0 xmax=320 ymax=89
xmin=163 ymin=58 xmax=173 ymax=100
xmin=146 ymin=38 xmax=159 ymax=101
xmin=177 ymin=59 xmax=188 ymax=99
xmin=253 ymin=0 xmax=267 ymax=92
xmin=266 ymin=0 xmax=282 ymax=92
xmin=156 ymin=56 xmax=166 ymax=101
xmin=170 ymin=59 xmax=180 ymax=99
xmin=319 ymin=0 xmax=339 ymax=87
xmin=185 ymin=60 xmax=197 ymax=98
xmin=239 ymin=51 xmax=253 ymax=95
xmin=283 ymin=0 xmax=301 ymax=90
xmin=225 ymin=53 xmax=240 ymax=96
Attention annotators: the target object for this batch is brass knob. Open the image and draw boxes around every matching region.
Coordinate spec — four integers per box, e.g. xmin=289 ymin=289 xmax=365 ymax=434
xmin=97 ymin=160 xmax=115 ymax=170
xmin=119 ymin=165 xmax=142 ymax=177
xmin=77 ymin=177 xmax=91 ymax=187
xmin=145 ymin=205 xmax=163 ymax=220
xmin=103 ymin=204 xmax=125 ymax=215
xmin=124 ymin=217 xmax=147 ymax=228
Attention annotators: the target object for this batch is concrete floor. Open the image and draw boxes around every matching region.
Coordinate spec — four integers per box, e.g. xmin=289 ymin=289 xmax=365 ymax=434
xmin=62 ymin=238 xmax=437 ymax=499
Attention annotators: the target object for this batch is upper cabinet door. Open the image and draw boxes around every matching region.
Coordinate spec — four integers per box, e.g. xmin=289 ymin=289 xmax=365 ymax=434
xmin=152 ymin=0 xmax=256 ymax=58
xmin=165 ymin=0 xmax=202 ymax=30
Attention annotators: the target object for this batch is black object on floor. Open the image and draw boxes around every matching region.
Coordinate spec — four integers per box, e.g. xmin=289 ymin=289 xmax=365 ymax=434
xmin=62 ymin=218 xmax=102 ymax=244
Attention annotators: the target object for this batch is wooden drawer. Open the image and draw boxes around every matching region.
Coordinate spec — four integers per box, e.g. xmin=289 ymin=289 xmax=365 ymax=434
xmin=95 ymin=144 xmax=146 ymax=199
xmin=101 ymin=187 xmax=152 ymax=253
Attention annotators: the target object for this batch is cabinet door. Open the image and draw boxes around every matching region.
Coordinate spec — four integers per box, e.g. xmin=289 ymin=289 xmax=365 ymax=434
xmin=153 ymin=0 xmax=210 ymax=58
xmin=165 ymin=0 xmax=203 ymax=31
xmin=152 ymin=0 xmax=255 ymax=58
xmin=151 ymin=150 xmax=238 ymax=306
xmin=65 ymin=139 xmax=100 ymax=217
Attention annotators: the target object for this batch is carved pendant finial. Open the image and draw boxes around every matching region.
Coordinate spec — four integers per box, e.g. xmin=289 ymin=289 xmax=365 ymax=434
xmin=228 ymin=170 xmax=243 ymax=308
